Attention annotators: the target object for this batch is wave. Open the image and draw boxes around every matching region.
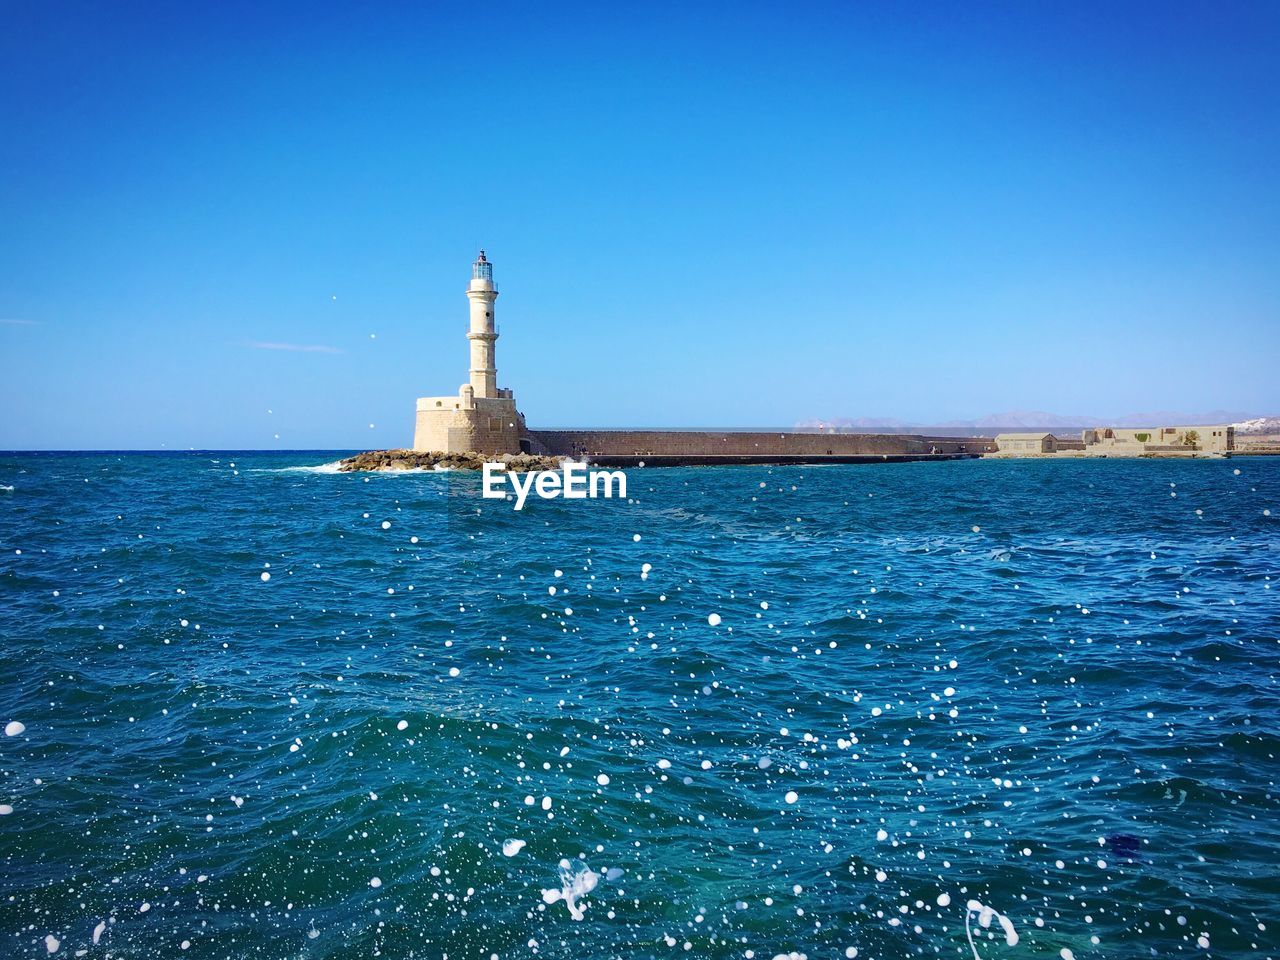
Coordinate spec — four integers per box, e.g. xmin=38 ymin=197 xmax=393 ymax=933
xmin=248 ymin=461 xmax=345 ymax=474
xmin=249 ymin=461 xmax=461 ymax=476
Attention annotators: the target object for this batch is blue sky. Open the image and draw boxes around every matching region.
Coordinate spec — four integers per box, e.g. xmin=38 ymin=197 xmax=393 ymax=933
xmin=2 ymin=1 xmax=1277 ymax=449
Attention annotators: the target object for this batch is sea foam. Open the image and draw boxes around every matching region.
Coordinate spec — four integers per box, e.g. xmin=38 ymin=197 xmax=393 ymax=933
xmin=541 ymin=860 xmax=599 ymax=920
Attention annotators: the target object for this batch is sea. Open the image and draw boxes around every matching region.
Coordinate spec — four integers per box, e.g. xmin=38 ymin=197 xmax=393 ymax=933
xmin=1 ymin=452 xmax=1277 ymax=960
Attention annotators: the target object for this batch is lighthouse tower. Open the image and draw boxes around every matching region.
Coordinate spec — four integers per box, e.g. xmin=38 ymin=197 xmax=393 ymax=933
xmin=467 ymin=251 xmax=499 ymax=397
xmin=412 ymin=251 xmax=526 ymax=454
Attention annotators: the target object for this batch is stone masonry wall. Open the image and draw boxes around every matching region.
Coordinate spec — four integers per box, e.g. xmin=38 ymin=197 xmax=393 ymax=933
xmin=527 ymin=430 xmax=995 ymax=458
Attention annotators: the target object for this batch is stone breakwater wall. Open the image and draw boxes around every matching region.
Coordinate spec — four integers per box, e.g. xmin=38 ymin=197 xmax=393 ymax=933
xmin=526 ymin=430 xmax=994 ymax=462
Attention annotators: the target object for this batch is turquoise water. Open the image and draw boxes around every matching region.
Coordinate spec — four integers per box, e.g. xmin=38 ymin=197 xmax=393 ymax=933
xmin=1 ymin=453 xmax=1277 ymax=960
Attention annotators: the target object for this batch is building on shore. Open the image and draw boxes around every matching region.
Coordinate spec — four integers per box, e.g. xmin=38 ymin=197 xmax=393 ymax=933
xmin=992 ymin=433 xmax=1059 ymax=454
xmin=1081 ymin=425 xmax=1234 ymax=454
xmin=993 ymin=425 xmax=1234 ymax=457
xmin=413 ymin=252 xmax=995 ymax=463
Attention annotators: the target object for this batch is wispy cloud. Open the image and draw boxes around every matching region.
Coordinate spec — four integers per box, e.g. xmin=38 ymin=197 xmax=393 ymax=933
xmin=0 ymin=318 xmax=38 ymax=326
xmin=246 ymin=341 xmax=342 ymax=354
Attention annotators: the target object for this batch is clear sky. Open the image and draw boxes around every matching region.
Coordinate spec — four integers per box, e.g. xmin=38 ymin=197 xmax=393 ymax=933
xmin=2 ymin=1 xmax=1277 ymax=449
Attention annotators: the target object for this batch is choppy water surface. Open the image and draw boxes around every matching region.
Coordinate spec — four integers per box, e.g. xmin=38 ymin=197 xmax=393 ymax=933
xmin=1 ymin=453 xmax=1278 ymax=960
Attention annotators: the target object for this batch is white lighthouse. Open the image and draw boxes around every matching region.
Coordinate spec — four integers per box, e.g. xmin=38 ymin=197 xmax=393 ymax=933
xmin=412 ymin=251 xmax=526 ymax=454
xmin=466 ymin=251 xmax=499 ymax=398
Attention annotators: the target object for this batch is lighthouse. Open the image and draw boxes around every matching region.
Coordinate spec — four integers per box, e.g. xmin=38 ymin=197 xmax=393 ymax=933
xmin=467 ymin=251 xmax=499 ymax=397
xmin=412 ymin=251 xmax=527 ymax=454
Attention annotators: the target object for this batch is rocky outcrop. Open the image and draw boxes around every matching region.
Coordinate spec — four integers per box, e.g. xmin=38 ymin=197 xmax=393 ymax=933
xmin=337 ymin=449 xmax=564 ymax=473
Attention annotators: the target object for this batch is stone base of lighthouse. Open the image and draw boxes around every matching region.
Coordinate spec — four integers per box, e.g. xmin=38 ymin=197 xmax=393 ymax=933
xmin=412 ymin=385 xmax=528 ymax=455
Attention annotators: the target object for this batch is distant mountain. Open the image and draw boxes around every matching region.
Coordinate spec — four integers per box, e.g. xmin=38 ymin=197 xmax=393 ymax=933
xmin=1110 ymin=410 xmax=1255 ymax=426
xmin=935 ymin=411 xmax=1097 ymax=429
xmin=798 ymin=410 xmax=1269 ymax=432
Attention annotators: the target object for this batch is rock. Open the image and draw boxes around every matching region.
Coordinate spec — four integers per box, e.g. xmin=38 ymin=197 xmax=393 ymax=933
xmin=337 ymin=450 xmax=564 ymax=473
